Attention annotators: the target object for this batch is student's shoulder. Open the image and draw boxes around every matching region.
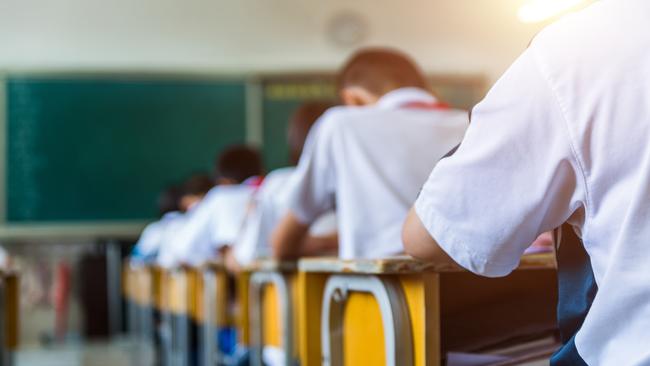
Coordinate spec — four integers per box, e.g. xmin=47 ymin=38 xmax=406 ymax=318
xmin=204 ymin=184 xmax=253 ymax=199
xmin=262 ymin=167 xmax=296 ymax=189
xmin=161 ymin=211 xmax=183 ymax=222
xmin=140 ymin=219 xmax=164 ymax=237
xmin=314 ymin=105 xmax=377 ymax=134
xmin=258 ymin=167 xmax=297 ymax=200
xmin=211 ymin=184 xmax=256 ymax=208
xmin=529 ymin=0 xmax=623 ymax=63
xmin=436 ymin=108 xmax=470 ymax=126
xmin=321 ymin=104 xmax=384 ymax=121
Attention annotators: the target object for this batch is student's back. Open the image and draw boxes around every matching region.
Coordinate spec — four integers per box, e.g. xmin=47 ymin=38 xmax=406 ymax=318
xmin=529 ymin=2 xmax=650 ymax=363
xmin=407 ymin=1 xmax=650 ymax=364
xmin=233 ymin=103 xmax=337 ymax=268
xmin=162 ymin=183 xmax=256 ymax=267
xmin=131 ymin=185 xmax=184 ymax=264
xmin=292 ymin=89 xmax=467 ymax=258
xmin=272 ymin=48 xmax=469 ymax=260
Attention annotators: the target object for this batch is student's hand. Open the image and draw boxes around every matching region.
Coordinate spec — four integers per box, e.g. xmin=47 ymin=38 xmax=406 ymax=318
xmin=524 ymin=231 xmax=555 ymax=254
xmin=222 ymin=246 xmax=242 ymax=274
xmin=402 ymin=207 xmax=460 ymax=268
xmin=271 ymin=211 xmax=311 ymax=260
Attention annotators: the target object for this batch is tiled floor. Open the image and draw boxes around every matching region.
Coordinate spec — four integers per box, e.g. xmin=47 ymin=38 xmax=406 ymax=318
xmin=15 ymin=338 xmax=154 ymax=366
xmin=14 ymin=336 xmax=550 ymax=366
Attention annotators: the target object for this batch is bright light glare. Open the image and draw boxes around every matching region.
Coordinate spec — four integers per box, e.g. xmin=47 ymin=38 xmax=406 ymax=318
xmin=518 ymin=0 xmax=587 ymax=23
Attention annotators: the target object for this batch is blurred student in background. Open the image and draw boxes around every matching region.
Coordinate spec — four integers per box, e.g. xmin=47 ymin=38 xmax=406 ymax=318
xmin=155 ymin=174 xmax=214 ymax=267
xmin=158 ymin=145 xmax=263 ymax=268
xmin=271 ymin=48 xmax=469 ymax=260
xmin=130 ymin=185 xmax=183 ymax=264
xmin=224 ymin=102 xmax=338 ymax=273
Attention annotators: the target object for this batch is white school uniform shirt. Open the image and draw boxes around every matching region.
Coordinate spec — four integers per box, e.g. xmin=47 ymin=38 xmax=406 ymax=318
xmin=157 ymin=184 xmax=255 ymax=268
xmin=156 ymin=212 xmax=192 ymax=268
xmin=131 ymin=211 xmax=182 ymax=264
xmin=234 ymin=167 xmax=337 ymax=266
xmin=414 ymin=1 xmax=650 ymax=364
xmin=289 ymin=87 xmax=468 ymax=259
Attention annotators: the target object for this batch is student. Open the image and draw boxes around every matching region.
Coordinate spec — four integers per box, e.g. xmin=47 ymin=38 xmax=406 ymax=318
xmin=271 ymin=48 xmax=469 ymax=260
xmin=402 ymin=2 xmax=650 ymax=365
xmin=156 ymin=174 xmax=215 ymax=267
xmin=158 ymin=145 xmax=263 ymax=268
xmin=130 ymin=185 xmax=183 ymax=264
xmin=225 ymin=102 xmax=338 ymax=273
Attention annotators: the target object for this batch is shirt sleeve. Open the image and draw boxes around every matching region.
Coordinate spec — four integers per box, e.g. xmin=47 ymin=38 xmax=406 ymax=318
xmin=132 ymin=222 xmax=162 ymax=258
xmin=210 ymin=188 xmax=253 ymax=249
xmin=233 ymin=189 xmax=281 ymax=265
xmin=414 ymin=48 xmax=586 ymax=277
xmin=288 ymin=111 xmax=339 ymax=223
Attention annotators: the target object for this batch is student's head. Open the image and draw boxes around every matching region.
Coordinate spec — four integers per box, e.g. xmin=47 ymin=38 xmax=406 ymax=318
xmin=157 ymin=185 xmax=182 ymax=216
xmin=179 ymin=174 xmax=213 ymax=211
xmin=337 ymin=47 xmax=428 ymax=106
xmin=215 ymin=145 xmax=263 ymax=185
xmin=287 ymin=102 xmax=333 ymax=165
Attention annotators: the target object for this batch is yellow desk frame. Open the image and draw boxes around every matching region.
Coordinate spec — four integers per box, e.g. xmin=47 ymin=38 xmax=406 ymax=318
xmin=242 ymin=260 xmax=299 ymax=366
xmin=298 ymin=254 xmax=557 ymax=366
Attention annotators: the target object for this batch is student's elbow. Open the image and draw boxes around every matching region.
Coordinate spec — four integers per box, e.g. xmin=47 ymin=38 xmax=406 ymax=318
xmin=402 ymin=208 xmax=433 ymax=260
xmin=270 ymin=227 xmax=288 ymax=260
xmin=402 ymin=207 xmax=456 ymax=266
xmin=271 ymin=240 xmax=291 ymax=260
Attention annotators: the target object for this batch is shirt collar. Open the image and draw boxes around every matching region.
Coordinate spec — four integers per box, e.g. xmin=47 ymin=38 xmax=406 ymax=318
xmin=376 ymin=87 xmax=437 ymax=110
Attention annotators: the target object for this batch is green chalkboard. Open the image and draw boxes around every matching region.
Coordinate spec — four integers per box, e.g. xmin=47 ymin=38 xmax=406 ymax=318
xmin=6 ymin=76 xmax=247 ymax=222
xmin=261 ymin=76 xmax=337 ymax=170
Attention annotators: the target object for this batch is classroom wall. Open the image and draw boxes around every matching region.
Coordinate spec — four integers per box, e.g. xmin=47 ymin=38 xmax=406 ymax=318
xmin=0 ymin=0 xmax=548 ymax=82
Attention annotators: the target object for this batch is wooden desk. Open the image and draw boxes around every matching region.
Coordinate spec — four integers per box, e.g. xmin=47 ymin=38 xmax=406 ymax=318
xmin=122 ymin=263 xmax=161 ymax=341
xmin=156 ymin=261 xmax=232 ymax=366
xmin=298 ymin=254 xmax=558 ymax=366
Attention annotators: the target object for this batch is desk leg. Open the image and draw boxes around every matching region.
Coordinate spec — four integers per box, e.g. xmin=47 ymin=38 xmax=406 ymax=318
xmin=321 ymin=275 xmax=414 ymax=366
xmin=0 ymin=276 xmax=5 ymax=366
xmin=399 ymin=274 xmax=440 ymax=366
xmin=106 ymin=240 xmax=122 ymax=337
xmin=201 ymin=270 xmax=221 ymax=366
xmin=297 ymin=272 xmax=327 ymax=366
xmin=172 ymin=272 xmax=190 ymax=366
xmin=249 ymin=272 xmax=293 ymax=366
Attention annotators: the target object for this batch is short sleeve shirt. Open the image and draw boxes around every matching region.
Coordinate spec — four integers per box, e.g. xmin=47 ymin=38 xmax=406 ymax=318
xmin=234 ymin=167 xmax=337 ymax=266
xmin=158 ymin=184 xmax=254 ymax=267
xmin=414 ymin=1 xmax=650 ymax=364
xmin=289 ymin=88 xmax=468 ymax=259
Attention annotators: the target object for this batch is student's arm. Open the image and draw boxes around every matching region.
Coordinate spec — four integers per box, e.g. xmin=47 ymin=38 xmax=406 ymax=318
xmin=301 ymin=232 xmax=338 ymax=257
xmin=271 ymin=211 xmax=310 ymax=260
xmin=402 ymin=208 xmax=459 ymax=267
xmin=220 ymin=246 xmax=242 ymax=274
xmin=404 ymin=48 xmax=586 ymax=277
xmin=272 ymin=113 xmax=338 ymax=260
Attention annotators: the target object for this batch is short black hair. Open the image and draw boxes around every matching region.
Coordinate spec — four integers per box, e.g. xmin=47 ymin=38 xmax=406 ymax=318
xmin=215 ymin=145 xmax=263 ymax=183
xmin=157 ymin=185 xmax=182 ymax=216
xmin=181 ymin=173 xmax=213 ymax=197
xmin=338 ymin=47 xmax=428 ymax=96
